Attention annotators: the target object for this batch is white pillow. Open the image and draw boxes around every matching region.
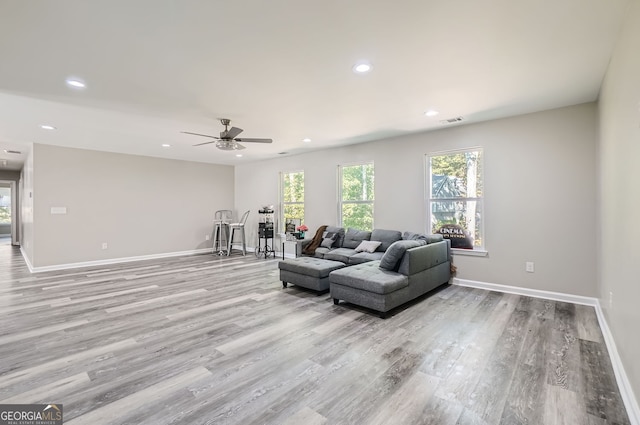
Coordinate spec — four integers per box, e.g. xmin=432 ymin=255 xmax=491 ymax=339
xmin=354 ymin=240 xmax=382 ymax=253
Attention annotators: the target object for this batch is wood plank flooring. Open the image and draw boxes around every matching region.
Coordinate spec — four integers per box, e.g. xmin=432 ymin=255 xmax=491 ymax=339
xmin=0 ymin=244 xmax=631 ymax=424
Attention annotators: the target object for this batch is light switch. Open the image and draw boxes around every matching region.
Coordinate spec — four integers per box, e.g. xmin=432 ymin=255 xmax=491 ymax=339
xmin=50 ymin=207 xmax=67 ymax=214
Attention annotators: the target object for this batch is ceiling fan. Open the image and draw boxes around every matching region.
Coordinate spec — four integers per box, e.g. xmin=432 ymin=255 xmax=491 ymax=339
xmin=182 ymin=119 xmax=273 ymax=151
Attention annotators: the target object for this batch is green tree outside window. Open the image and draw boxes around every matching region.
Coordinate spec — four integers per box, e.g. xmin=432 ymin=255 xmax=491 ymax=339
xmin=340 ymin=163 xmax=374 ymax=231
xmin=429 ymin=150 xmax=484 ymax=248
xmin=281 ymin=171 xmax=304 ymax=232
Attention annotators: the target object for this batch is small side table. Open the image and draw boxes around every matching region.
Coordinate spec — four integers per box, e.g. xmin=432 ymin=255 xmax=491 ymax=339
xmin=282 ymin=239 xmax=308 ymax=260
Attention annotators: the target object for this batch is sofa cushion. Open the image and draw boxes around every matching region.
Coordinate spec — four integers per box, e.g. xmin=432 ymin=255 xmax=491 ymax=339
xmin=349 ymin=251 xmax=385 ymax=264
xmin=403 ymin=231 xmax=444 ymax=244
xmin=370 ymin=229 xmax=402 ymax=252
xmin=424 ymin=234 xmax=444 ymax=244
xmin=329 ymin=261 xmax=408 ymax=294
xmin=355 ymin=240 xmax=381 ymax=253
xmin=313 ymin=247 xmax=331 ymax=258
xmin=379 ymin=240 xmax=426 ymax=272
xmin=342 ymin=228 xmax=372 ymax=249
xmin=324 ymin=248 xmax=357 ymax=264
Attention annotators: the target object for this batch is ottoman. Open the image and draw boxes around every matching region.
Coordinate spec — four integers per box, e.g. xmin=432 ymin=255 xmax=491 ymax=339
xmin=278 ymin=257 xmax=347 ymax=292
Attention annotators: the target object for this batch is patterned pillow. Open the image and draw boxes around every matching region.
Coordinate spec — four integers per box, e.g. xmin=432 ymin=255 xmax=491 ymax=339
xmin=321 ymin=235 xmax=336 ymax=248
xmin=354 ymin=240 xmax=382 ymax=253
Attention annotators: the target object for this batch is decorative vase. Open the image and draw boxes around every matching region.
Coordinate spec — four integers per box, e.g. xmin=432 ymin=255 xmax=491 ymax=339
xmin=299 ymin=232 xmax=305 ymax=239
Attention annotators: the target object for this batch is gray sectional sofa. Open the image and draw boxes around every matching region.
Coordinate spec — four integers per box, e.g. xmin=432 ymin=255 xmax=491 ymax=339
xmin=278 ymin=226 xmax=452 ymax=318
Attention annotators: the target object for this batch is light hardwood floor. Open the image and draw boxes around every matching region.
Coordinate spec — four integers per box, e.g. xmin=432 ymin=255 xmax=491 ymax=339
xmin=0 ymin=244 xmax=631 ymax=424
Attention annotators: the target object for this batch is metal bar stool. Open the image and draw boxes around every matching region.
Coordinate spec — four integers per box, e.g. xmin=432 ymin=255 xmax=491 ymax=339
xmin=227 ymin=210 xmax=250 ymax=256
xmin=213 ymin=210 xmax=233 ymax=255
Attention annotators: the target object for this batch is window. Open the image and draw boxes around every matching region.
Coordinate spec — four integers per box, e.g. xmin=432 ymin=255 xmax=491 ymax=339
xmin=0 ymin=188 xmax=10 ymax=224
xmin=339 ymin=162 xmax=374 ymax=231
xmin=427 ymin=149 xmax=484 ymax=250
xmin=280 ymin=171 xmax=304 ymax=232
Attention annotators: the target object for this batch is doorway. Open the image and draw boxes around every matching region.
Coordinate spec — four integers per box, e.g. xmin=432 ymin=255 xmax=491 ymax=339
xmin=0 ymin=181 xmax=15 ymax=246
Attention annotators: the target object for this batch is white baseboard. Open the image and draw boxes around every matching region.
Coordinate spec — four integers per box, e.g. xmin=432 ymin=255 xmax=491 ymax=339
xmin=594 ymin=302 xmax=640 ymax=425
xmin=453 ymin=278 xmax=597 ymax=306
xmin=20 ymin=246 xmax=36 ymax=274
xmin=453 ymin=278 xmax=640 ymax=425
xmin=22 ymin=248 xmax=214 ymax=273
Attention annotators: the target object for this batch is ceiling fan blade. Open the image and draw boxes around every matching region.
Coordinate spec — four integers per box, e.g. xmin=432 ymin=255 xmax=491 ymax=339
xmin=193 ymin=140 xmax=217 ymax=146
xmin=235 ymin=138 xmax=273 ymax=144
xmin=181 ymin=131 xmax=219 ymax=139
xmin=223 ymin=126 xmax=243 ymax=139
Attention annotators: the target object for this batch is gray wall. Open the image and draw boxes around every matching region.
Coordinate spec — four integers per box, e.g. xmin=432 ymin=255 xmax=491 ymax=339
xmin=28 ymin=144 xmax=234 ymax=268
xmin=598 ymin=0 xmax=640 ymax=408
xmin=236 ymin=102 xmax=598 ymax=297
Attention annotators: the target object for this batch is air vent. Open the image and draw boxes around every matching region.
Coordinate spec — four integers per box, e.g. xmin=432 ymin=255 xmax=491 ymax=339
xmin=3 ymin=149 xmax=22 ymax=154
xmin=440 ymin=116 xmax=465 ymax=125
xmin=278 ymin=152 xmax=288 ymax=155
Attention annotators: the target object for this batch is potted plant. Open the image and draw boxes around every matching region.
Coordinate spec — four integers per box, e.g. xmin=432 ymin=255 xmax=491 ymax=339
xmin=296 ymin=224 xmax=309 ymax=239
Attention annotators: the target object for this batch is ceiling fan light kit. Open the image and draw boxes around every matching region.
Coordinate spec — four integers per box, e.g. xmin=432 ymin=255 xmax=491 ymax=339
xmin=182 ymin=119 xmax=273 ymax=151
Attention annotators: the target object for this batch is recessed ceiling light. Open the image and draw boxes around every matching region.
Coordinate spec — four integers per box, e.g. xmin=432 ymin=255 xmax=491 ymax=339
xmin=40 ymin=124 xmax=56 ymax=130
xmin=302 ymin=138 xmax=311 ymax=143
xmin=235 ymin=154 xmax=243 ymax=158
xmin=66 ymin=78 xmax=86 ymax=89
xmin=353 ymin=62 xmax=372 ymax=74
xmin=161 ymin=144 xmax=171 ymax=148
xmin=424 ymin=110 xmax=439 ymax=117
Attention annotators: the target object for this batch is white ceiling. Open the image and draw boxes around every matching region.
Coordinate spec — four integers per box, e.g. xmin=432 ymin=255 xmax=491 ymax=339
xmin=0 ymin=0 xmax=631 ymax=170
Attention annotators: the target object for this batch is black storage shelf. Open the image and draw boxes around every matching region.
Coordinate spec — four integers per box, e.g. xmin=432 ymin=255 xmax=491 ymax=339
xmin=256 ymin=210 xmax=275 ymax=258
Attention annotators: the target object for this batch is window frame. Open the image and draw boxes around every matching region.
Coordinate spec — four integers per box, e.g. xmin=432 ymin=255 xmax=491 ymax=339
xmin=338 ymin=161 xmax=375 ymax=231
xmin=279 ymin=170 xmax=305 ymax=233
xmin=425 ymin=148 xmax=487 ymax=255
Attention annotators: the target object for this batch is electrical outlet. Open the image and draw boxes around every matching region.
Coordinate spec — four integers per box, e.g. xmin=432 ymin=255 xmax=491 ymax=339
xmin=525 ymin=262 xmax=534 ymax=273
xmin=609 ymin=291 xmax=613 ymax=309
xmin=102 ymin=242 xmax=108 ymax=250
xmin=205 ymin=234 xmax=210 ymax=241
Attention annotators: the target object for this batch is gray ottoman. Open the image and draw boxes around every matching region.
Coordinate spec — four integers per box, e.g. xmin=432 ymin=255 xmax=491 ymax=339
xmin=278 ymin=257 xmax=347 ymax=292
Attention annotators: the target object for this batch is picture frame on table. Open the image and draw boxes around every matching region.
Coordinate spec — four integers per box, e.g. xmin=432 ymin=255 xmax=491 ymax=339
xmin=285 ymin=218 xmax=301 ymax=234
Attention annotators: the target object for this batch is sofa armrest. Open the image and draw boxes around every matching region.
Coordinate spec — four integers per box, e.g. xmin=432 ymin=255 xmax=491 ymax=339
xmin=398 ymin=240 xmax=449 ymax=276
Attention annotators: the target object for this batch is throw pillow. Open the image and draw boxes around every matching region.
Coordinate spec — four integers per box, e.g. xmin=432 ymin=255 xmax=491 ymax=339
xmin=354 ymin=240 xmax=382 ymax=253
xmin=402 ymin=231 xmax=428 ymax=241
xmin=379 ymin=240 xmax=425 ymax=271
xmin=321 ymin=235 xmax=336 ymax=248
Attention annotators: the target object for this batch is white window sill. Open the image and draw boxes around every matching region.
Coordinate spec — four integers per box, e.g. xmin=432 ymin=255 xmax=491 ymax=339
xmin=452 ymin=248 xmax=488 ymax=257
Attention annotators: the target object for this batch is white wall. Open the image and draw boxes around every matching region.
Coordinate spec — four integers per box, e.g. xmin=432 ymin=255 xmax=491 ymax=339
xmin=236 ymin=103 xmax=598 ymax=296
xmin=20 ymin=147 xmax=34 ymax=260
xmin=598 ymin=0 xmax=640 ymax=408
xmin=30 ymin=144 xmax=234 ymax=267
